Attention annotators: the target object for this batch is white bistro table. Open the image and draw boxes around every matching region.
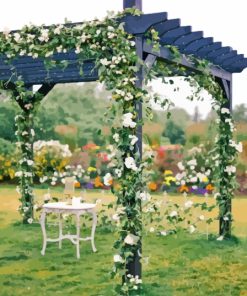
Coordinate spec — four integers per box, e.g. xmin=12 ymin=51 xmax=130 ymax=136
xmin=40 ymin=202 xmax=97 ymax=259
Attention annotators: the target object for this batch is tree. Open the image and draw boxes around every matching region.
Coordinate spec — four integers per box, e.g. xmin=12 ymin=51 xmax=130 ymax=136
xmin=233 ymin=103 xmax=247 ymax=122
xmin=162 ymin=120 xmax=186 ymax=145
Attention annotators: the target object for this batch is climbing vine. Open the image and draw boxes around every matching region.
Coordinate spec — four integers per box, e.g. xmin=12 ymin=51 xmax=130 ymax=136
xmin=0 ymin=8 xmax=240 ymax=295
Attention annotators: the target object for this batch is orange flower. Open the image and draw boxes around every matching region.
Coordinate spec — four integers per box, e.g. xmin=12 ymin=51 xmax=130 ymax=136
xmin=94 ymin=176 xmax=103 ymax=188
xmin=206 ymin=184 xmax=214 ymax=191
xmin=179 ymin=185 xmax=189 ymax=193
xmin=148 ymin=182 xmax=158 ymax=191
xmin=75 ymin=181 xmax=81 ymax=188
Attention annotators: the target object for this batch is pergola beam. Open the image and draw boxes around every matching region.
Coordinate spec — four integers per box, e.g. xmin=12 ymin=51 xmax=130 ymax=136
xmin=143 ymin=42 xmax=232 ymax=81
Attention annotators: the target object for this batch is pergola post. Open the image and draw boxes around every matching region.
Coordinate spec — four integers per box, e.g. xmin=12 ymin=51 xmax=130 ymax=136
xmin=9 ymin=83 xmax=55 ymax=223
xmin=123 ymin=0 xmax=142 ymax=10
xmin=216 ymin=76 xmax=233 ymax=237
xmin=123 ymin=0 xmax=143 ymax=280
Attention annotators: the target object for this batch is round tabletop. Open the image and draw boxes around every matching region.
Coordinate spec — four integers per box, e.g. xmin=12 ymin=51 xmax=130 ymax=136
xmin=43 ymin=202 xmax=96 ymax=210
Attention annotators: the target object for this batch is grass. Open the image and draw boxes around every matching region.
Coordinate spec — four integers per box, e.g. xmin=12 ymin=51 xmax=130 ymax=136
xmin=0 ymin=185 xmax=247 ymax=295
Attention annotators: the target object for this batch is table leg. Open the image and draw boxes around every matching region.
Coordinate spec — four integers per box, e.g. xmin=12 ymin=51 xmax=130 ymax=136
xmin=76 ymin=214 xmax=80 ymax=259
xmin=58 ymin=213 xmax=62 ymax=249
xmin=40 ymin=210 xmax=47 ymax=256
xmin=91 ymin=210 xmax=97 ymax=252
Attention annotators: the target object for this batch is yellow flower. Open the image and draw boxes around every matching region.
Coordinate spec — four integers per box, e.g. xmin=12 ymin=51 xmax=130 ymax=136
xmin=164 ymin=170 xmax=173 ymax=176
xmin=4 ymin=161 xmax=11 ymax=167
xmin=164 ymin=176 xmax=176 ymax=186
xmin=202 ymin=176 xmax=209 ymax=183
xmin=87 ymin=166 xmax=97 ymax=172
xmin=8 ymin=169 xmax=15 ymax=179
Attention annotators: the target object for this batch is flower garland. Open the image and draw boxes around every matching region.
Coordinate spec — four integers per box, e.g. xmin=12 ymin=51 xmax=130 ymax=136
xmin=0 ymin=8 xmax=240 ymax=294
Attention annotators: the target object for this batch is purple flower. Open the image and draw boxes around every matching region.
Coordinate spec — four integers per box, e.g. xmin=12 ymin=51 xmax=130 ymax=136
xmin=85 ymin=182 xmax=94 ymax=189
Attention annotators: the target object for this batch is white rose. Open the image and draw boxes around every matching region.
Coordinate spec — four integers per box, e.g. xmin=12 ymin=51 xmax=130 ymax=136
xmin=124 ymin=157 xmax=138 ymax=171
xmin=177 ymin=162 xmax=185 ymax=171
xmin=124 ymin=234 xmax=139 ymax=245
xmin=129 ymin=135 xmax=138 ymax=146
xmin=122 ymin=113 xmax=136 ymax=129
xmin=221 ymin=108 xmax=230 ymax=114
xmin=199 ymin=215 xmax=205 ymax=221
xmin=169 ymin=210 xmax=178 ymax=218
xmin=114 ymin=254 xmax=124 ymax=263
xmin=184 ymin=200 xmax=193 ymax=209
xmin=103 ymin=173 xmax=112 ymax=186
xmin=113 ymin=133 xmax=119 ymax=143
xmin=139 ymin=192 xmax=151 ymax=201
xmin=189 ymin=225 xmax=196 ymax=233
xmin=27 ymin=218 xmax=33 ymax=224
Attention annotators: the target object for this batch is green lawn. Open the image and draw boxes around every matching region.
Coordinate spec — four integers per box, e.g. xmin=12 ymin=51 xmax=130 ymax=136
xmin=0 ymin=186 xmax=247 ymax=296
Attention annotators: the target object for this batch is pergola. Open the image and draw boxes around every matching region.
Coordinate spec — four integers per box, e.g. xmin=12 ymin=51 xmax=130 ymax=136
xmin=1 ymin=0 xmax=246 ymax=278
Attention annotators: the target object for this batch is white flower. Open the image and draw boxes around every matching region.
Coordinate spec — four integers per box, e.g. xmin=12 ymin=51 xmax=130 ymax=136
xmin=54 ymin=25 xmax=63 ymax=35
xmin=169 ymin=210 xmax=178 ymax=218
xmin=38 ymin=29 xmax=49 ymax=42
xmin=229 ymin=140 xmax=243 ymax=153
xmin=149 ymin=227 xmax=155 ymax=233
xmin=177 ymin=162 xmax=185 ymax=171
xmin=160 ymin=231 xmax=168 ymax=236
xmin=23 ymin=207 xmax=29 ymax=213
xmin=15 ymin=171 xmax=23 ymax=177
xmin=30 ymin=129 xmax=35 ymax=137
xmin=130 ymin=40 xmax=136 ymax=47
xmin=100 ymin=58 xmax=111 ymax=66
xmin=27 ymin=218 xmax=33 ymax=224
xmin=139 ymin=192 xmax=151 ymax=201
xmin=214 ymin=193 xmax=220 ymax=200
xmin=115 ymin=89 xmax=125 ymax=96
xmin=199 ymin=215 xmax=205 ymax=221
xmin=129 ymin=135 xmax=138 ymax=146
xmin=190 ymin=176 xmax=197 ymax=183
xmin=114 ymin=254 xmax=124 ymax=263
xmin=125 ymin=92 xmax=134 ymax=101
xmin=96 ymin=29 xmax=101 ymax=35
xmin=115 ymin=169 xmax=122 ymax=178
xmin=221 ymin=108 xmax=230 ymax=114
xmin=224 ymin=165 xmax=236 ymax=175
xmin=40 ymin=176 xmax=48 ymax=183
xmin=223 ymin=216 xmax=229 ymax=221
xmin=122 ymin=113 xmax=136 ymax=128
xmin=187 ymin=159 xmax=197 ymax=166
xmin=112 ymin=213 xmax=120 ymax=221
xmin=103 ymin=173 xmax=112 ymax=186
xmin=124 ymin=157 xmax=138 ymax=171
xmin=113 ymin=133 xmax=119 ymax=143
xmin=27 ymin=160 xmax=34 ymax=166
xmin=124 ymin=234 xmax=139 ymax=245
xmin=189 ymin=225 xmax=196 ymax=233
xmin=13 ymin=32 xmax=21 ymax=43
xmin=217 ymin=235 xmax=224 ymax=241
xmin=184 ymin=200 xmax=193 ymax=209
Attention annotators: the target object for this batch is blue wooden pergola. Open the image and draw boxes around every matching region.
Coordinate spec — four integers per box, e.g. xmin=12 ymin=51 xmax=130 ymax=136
xmin=1 ymin=0 xmax=246 ymax=278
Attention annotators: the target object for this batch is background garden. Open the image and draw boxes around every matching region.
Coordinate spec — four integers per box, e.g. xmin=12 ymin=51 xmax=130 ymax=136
xmin=1 ymin=82 xmax=247 ymax=195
